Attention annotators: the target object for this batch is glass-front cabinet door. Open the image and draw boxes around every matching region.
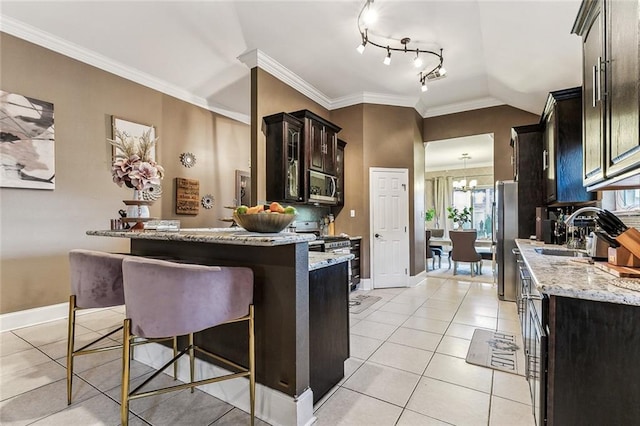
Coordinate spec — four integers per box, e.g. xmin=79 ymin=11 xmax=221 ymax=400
xmin=285 ymin=119 xmax=302 ymax=200
xmin=263 ymin=113 xmax=304 ymax=203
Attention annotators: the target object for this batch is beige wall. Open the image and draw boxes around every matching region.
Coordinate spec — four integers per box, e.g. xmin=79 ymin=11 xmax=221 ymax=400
xmin=0 ymin=34 xmax=250 ymax=314
xmin=331 ymin=104 xmax=426 ymax=278
xmin=423 ymin=105 xmax=540 ymax=182
xmin=252 ymin=68 xmax=329 ymax=204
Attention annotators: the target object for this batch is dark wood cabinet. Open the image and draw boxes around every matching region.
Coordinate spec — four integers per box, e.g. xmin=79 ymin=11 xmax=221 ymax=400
xmin=263 ymin=113 xmax=305 ymax=203
xmin=336 ymin=139 xmax=346 ymax=206
xmin=349 ymin=237 xmax=361 ymax=290
xmin=573 ymin=0 xmax=640 ymax=190
xmin=577 ymin=0 xmax=605 ymax=186
xmin=290 ymin=110 xmax=341 ymax=176
xmin=264 ymin=109 xmax=342 ymax=204
xmin=511 ymin=124 xmax=545 ymax=238
xmin=545 ymin=296 xmax=640 ymax=425
xmin=541 ymin=88 xmax=595 ymax=204
xmin=309 ymin=262 xmax=349 ymax=404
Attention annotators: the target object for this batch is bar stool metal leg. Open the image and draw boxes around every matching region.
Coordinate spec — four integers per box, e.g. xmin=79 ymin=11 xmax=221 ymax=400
xmin=249 ymin=305 xmax=255 ymax=426
xmin=189 ymin=333 xmax=195 ymax=393
xmin=121 ymin=318 xmax=132 ymax=426
xmin=66 ymin=295 xmax=76 ymax=405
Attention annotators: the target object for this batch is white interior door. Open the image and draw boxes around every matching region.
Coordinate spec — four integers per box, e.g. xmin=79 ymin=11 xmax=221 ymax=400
xmin=369 ymin=168 xmax=409 ymax=288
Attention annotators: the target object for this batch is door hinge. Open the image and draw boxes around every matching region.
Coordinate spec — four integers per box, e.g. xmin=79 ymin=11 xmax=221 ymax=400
xmin=405 ymin=268 xmax=408 ymax=274
xmin=405 ymin=226 xmax=407 ymax=232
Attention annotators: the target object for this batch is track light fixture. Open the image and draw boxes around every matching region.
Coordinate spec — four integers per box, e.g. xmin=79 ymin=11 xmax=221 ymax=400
xmin=356 ymin=0 xmax=445 ymax=92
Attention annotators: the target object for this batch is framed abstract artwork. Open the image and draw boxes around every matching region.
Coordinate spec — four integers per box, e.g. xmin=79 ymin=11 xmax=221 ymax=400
xmin=0 ymin=90 xmax=55 ymax=190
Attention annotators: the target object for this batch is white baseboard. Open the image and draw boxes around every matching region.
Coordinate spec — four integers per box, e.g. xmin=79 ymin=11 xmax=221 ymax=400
xmin=359 ymin=278 xmax=373 ymax=291
xmin=0 ymin=303 xmax=110 ymax=332
xmin=0 ymin=302 xmax=69 ymax=332
xmin=132 ymin=342 xmax=316 ymax=426
xmin=408 ymin=270 xmax=427 ymax=287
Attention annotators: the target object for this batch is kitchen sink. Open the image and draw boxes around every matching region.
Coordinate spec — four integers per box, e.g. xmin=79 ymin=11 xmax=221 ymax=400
xmin=534 ymin=248 xmax=588 ymax=257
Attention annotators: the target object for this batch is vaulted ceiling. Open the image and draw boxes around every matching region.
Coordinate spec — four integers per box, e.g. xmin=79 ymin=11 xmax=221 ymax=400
xmin=1 ymin=0 xmax=583 ymax=126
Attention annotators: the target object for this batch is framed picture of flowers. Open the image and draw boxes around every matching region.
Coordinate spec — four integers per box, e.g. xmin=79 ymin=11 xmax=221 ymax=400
xmin=111 ymin=117 xmax=156 ymax=162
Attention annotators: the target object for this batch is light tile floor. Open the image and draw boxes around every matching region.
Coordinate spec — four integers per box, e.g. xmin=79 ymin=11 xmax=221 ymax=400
xmin=0 ymin=275 xmax=534 ymax=425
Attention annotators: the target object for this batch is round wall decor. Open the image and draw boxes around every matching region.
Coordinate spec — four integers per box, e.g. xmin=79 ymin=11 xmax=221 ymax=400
xmin=201 ymin=194 xmax=214 ymax=209
xmin=179 ymin=152 xmax=196 ymax=168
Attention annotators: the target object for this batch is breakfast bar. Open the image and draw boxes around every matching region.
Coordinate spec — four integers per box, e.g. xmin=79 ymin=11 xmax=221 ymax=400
xmin=87 ymin=228 xmax=353 ymax=426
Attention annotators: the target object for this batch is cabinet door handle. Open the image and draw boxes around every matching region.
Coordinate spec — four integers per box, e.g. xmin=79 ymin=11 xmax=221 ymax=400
xmin=596 ymin=56 xmax=602 ymax=102
xmin=543 ymin=149 xmax=548 ymax=171
xmin=592 ymin=64 xmax=597 ymax=108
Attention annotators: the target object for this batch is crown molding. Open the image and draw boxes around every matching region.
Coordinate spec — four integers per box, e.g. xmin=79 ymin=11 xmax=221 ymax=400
xmin=419 ymin=96 xmax=505 ymax=118
xmin=3 ymin=14 xmax=504 ymax=124
xmin=238 ymin=49 xmax=332 ymax=110
xmin=330 ymin=92 xmax=419 ymax=110
xmin=0 ymin=15 xmax=250 ymax=125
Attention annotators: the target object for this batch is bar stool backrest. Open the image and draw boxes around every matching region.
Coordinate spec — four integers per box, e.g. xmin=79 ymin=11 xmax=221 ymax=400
xmin=122 ymin=257 xmax=254 ymax=339
xmin=69 ymin=249 xmax=127 ymax=309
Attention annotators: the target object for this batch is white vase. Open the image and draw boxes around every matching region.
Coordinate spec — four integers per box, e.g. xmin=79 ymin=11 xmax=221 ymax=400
xmin=126 ymin=189 xmax=150 ymax=218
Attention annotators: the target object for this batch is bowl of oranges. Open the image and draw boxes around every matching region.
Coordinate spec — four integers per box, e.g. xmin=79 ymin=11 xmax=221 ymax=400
xmin=233 ymin=202 xmax=297 ymax=233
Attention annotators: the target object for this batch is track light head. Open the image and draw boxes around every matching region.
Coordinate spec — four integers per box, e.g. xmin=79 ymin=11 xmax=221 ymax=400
xmin=413 ymin=51 xmax=423 ymax=68
xmin=383 ymin=47 xmax=391 ymax=65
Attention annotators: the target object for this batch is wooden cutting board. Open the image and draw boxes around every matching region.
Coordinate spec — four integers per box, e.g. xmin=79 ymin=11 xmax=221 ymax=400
xmin=594 ymin=261 xmax=640 ymax=278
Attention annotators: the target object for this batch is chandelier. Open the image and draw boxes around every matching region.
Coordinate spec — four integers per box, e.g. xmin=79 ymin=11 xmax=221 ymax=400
xmin=453 ymin=153 xmax=477 ymax=192
xmin=356 ymin=0 xmax=446 ymax=92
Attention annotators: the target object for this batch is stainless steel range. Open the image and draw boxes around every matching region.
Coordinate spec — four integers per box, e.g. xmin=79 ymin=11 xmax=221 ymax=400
xmin=295 ymin=221 xmax=353 ymax=288
xmin=295 ymin=221 xmax=351 ymax=252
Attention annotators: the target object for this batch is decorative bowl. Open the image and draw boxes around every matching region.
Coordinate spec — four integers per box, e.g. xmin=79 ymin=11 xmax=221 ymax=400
xmin=233 ymin=213 xmax=296 ymax=233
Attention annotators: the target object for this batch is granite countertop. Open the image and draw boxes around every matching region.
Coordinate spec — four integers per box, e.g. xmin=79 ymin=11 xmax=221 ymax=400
xmin=516 ymin=239 xmax=640 ymax=306
xmin=308 ymin=252 xmax=354 ymax=272
xmin=87 ymin=228 xmax=316 ymax=247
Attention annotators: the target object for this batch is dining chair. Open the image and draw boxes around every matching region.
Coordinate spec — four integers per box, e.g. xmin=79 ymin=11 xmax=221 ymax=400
xmin=426 ymin=230 xmax=442 ymax=269
xmin=120 ymin=256 xmax=255 ymax=426
xmin=448 ymin=230 xmax=483 ymax=276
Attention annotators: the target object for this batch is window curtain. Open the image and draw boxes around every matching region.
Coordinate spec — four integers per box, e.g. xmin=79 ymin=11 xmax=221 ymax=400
xmin=434 ymin=176 xmax=453 ymax=237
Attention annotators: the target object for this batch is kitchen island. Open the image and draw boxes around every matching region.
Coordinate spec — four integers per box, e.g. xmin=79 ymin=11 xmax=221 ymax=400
xmin=87 ymin=228 xmax=353 ymax=426
xmin=516 ymin=239 xmax=640 ymax=425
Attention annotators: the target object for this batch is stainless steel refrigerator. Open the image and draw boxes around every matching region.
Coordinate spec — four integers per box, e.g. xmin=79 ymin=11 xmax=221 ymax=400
xmin=494 ymin=180 xmax=518 ymax=302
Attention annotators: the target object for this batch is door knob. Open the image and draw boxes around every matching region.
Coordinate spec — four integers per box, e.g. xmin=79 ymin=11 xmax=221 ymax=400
xmin=375 ymin=233 xmax=381 ymax=238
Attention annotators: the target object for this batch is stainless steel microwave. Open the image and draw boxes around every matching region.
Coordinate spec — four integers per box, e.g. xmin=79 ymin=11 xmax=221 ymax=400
xmin=308 ymin=170 xmax=337 ymax=204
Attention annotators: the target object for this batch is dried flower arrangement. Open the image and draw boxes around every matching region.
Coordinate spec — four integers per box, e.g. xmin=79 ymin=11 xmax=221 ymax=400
xmin=109 ymin=127 xmax=164 ymax=191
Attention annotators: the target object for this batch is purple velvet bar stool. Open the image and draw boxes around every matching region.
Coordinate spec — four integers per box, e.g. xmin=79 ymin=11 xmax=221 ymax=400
xmin=120 ymin=256 xmax=255 ymax=426
xmin=66 ymin=249 xmax=128 ymax=405
xmin=66 ymin=250 xmax=178 ymax=405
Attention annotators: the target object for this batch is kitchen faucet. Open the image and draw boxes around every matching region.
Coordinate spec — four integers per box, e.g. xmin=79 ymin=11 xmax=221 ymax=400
xmin=563 ymin=206 xmax=603 ymax=226
xmin=563 ymin=207 xmax=603 ymax=249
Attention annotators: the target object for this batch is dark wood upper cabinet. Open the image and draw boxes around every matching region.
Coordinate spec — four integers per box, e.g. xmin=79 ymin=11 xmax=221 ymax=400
xmin=262 ymin=112 xmax=305 ymax=203
xmin=511 ymin=124 xmax=545 ymax=238
xmin=336 ymin=139 xmax=346 ymax=207
xmin=290 ymin=110 xmax=341 ymax=176
xmin=573 ymin=0 xmax=640 ymax=190
xmin=263 ymin=110 xmax=342 ymax=204
xmin=541 ymin=88 xmax=596 ymax=204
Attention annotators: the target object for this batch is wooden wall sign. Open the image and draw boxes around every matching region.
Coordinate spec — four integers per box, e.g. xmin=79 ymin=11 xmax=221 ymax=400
xmin=175 ymin=177 xmax=199 ymax=215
